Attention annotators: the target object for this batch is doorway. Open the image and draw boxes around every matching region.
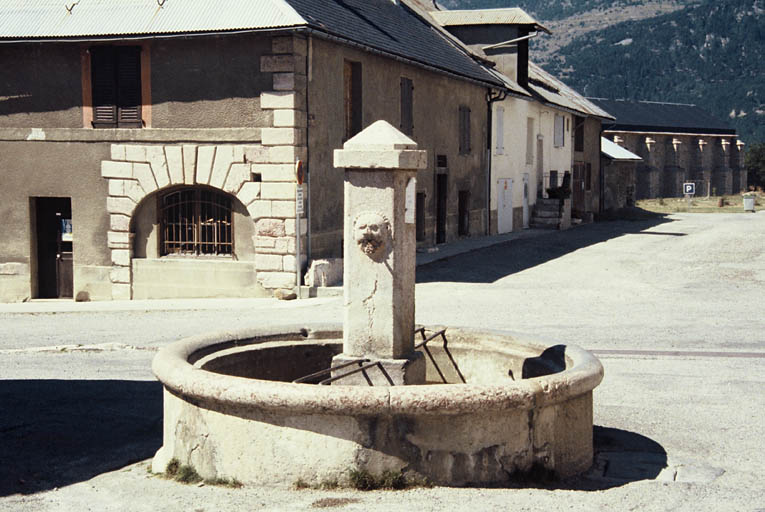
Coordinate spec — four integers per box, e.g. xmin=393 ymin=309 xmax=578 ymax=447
xmin=435 ymin=174 xmax=447 ymax=244
xmin=34 ymin=197 xmax=73 ymax=298
xmin=497 ymin=178 xmax=513 ymax=234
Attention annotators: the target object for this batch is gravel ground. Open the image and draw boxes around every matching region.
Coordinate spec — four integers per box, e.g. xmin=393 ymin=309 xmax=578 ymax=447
xmin=1 ymin=212 xmax=764 ymax=511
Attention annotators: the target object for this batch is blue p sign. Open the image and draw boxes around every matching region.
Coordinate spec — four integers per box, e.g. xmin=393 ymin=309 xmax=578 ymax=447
xmin=683 ymin=183 xmax=695 ymax=196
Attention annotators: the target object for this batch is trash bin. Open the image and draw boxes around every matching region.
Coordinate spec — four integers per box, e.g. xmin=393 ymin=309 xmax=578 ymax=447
xmin=743 ymin=195 xmax=755 ymax=212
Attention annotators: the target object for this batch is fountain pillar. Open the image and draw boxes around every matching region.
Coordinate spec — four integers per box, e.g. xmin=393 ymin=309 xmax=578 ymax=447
xmin=331 ymin=120 xmax=427 ymax=385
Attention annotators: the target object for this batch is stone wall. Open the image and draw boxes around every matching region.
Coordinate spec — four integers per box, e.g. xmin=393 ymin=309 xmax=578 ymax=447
xmin=608 ymin=132 xmax=745 ymax=199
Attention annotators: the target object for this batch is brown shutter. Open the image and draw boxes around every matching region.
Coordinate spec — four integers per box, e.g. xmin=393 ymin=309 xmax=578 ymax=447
xmin=400 ymin=77 xmax=413 ymax=136
xmin=116 ymin=46 xmax=142 ymax=128
xmin=91 ymin=46 xmax=117 ymax=127
xmin=459 ymin=106 xmax=471 ymax=154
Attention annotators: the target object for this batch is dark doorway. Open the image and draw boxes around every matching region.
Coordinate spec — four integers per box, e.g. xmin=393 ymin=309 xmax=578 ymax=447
xmin=436 ymin=174 xmax=447 ymax=244
xmin=416 ymin=192 xmax=426 ymax=242
xmin=458 ymin=190 xmax=470 ymax=237
xmin=34 ymin=197 xmax=73 ymax=298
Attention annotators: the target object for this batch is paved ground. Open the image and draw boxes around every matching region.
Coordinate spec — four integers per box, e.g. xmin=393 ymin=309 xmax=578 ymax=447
xmin=1 ymin=212 xmax=764 ymax=511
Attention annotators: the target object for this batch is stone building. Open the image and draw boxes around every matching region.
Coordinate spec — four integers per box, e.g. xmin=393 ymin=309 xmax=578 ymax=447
xmin=429 ymin=8 xmax=614 ymax=231
xmin=600 ymin=137 xmax=642 ymax=211
xmin=0 ymin=0 xmax=503 ymax=302
xmin=590 ymin=99 xmax=745 ymax=199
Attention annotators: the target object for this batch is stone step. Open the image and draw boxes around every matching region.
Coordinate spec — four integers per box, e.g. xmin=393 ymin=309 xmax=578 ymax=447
xmin=530 ymin=221 xmax=558 ymax=229
xmin=533 ymin=209 xmax=559 ymax=218
xmin=537 ymin=198 xmax=562 ymax=207
xmin=531 ymin=216 xmax=559 ymax=226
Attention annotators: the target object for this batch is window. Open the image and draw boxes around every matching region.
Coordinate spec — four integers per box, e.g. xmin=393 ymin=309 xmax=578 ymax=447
xmin=400 ymin=77 xmax=414 ymax=136
xmin=90 ymin=46 xmax=142 ymax=128
xmin=495 ymin=106 xmax=504 ymax=155
xmin=574 ymin=116 xmax=584 ymax=152
xmin=459 ymin=106 xmax=471 ymax=155
xmin=344 ymin=60 xmax=362 ymax=140
xmin=554 ymin=114 xmax=565 ymax=148
xmin=526 ymin=117 xmax=535 ymax=164
xmin=160 ymin=188 xmax=233 ymax=256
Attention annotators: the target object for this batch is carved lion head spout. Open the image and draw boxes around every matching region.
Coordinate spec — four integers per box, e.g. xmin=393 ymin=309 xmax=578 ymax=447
xmin=353 ymin=212 xmax=390 ymax=259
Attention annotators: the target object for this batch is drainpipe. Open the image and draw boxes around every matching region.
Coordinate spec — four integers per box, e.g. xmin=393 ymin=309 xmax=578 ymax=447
xmin=486 ymin=88 xmax=507 ymax=235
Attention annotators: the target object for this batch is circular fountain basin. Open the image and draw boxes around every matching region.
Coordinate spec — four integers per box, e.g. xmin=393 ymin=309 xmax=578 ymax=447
xmin=151 ymin=324 xmax=603 ymax=487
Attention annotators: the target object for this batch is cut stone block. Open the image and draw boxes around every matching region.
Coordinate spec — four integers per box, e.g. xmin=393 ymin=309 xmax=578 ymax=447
xmin=110 ymin=144 xmax=126 ymax=161
xmin=209 ymin=146 xmax=235 ymax=189
xmin=223 ymin=163 xmax=250 ymax=194
xmin=273 ymin=109 xmax=307 ymax=128
xmin=111 ymin=249 xmax=131 ymax=266
xmin=255 ymin=218 xmax=285 ymax=237
xmin=111 ymin=283 xmax=131 ymax=300
xmin=165 ymin=146 xmax=184 ymax=185
xmin=125 ymin=145 xmax=147 ymax=162
xmin=196 ymin=146 xmax=216 ymax=185
xmin=255 ymin=254 xmax=283 ymax=272
xmin=246 ymin=200 xmax=272 ymax=220
xmin=258 ymin=271 xmax=297 ymax=289
xmin=110 ymin=214 xmax=131 ymax=232
xmin=262 ymin=182 xmax=297 ymax=200
xmin=107 ymin=196 xmax=136 ymax=216
xmin=182 ymin=145 xmax=197 ymax=185
xmin=261 ymin=91 xmax=305 ymax=110
xmin=133 ymin=163 xmax=158 ymax=194
xmin=145 ymin=145 xmax=170 ymax=189
xmin=260 ymin=55 xmax=304 ymax=73
xmin=101 ymin=161 xmax=133 ymax=179
xmin=261 ymin=128 xmax=304 ymax=146
xmin=237 ymin=182 xmax=262 ymax=205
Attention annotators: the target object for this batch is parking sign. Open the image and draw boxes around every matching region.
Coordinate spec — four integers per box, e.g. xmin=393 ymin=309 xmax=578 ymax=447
xmin=683 ymin=183 xmax=695 ymax=196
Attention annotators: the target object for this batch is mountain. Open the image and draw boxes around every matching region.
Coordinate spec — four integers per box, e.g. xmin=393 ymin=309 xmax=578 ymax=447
xmin=440 ymin=0 xmax=765 ymax=144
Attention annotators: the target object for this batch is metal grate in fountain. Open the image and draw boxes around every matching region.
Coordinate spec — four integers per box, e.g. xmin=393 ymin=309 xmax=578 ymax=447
xmin=292 ymin=327 xmax=466 ymax=385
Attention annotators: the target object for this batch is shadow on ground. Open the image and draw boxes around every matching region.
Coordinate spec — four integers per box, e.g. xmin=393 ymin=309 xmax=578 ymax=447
xmin=558 ymin=426 xmax=669 ymax=491
xmin=417 ymin=216 xmax=672 ymax=284
xmin=0 ymin=380 xmax=162 ymax=496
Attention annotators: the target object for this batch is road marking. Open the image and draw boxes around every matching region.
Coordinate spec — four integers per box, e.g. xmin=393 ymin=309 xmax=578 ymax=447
xmin=592 ymin=349 xmax=765 ymax=359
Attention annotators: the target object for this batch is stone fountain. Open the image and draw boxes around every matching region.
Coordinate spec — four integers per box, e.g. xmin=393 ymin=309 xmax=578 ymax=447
xmin=151 ymin=121 xmax=603 ymax=486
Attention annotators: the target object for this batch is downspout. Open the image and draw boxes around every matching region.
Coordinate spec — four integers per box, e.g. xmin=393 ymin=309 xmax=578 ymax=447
xmin=598 ymin=123 xmax=605 ymax=215
xmin=486 ymin=88 xmax=507 ymax=235
xmin=305 ymin=35 xmax=312 ymax=261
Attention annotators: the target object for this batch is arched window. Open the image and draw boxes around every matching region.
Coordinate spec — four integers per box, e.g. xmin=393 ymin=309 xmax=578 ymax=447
xmin=160 ymin=187 xmax=232 ymax=256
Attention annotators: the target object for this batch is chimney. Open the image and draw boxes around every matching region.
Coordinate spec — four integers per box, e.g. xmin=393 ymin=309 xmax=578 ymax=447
xmin=517 ymin=29 xmax=529 ymax=88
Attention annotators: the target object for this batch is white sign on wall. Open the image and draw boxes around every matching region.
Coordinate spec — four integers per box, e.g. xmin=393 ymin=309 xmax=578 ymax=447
xmin=296 ymin=185 xmax=305 ymax=215
xmin=405 ymin=177 xmax=416 ymax=224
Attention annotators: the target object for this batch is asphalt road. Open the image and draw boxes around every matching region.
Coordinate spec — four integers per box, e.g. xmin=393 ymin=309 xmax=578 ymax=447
xmin=1 ymin=212 xmax=764 ymax=511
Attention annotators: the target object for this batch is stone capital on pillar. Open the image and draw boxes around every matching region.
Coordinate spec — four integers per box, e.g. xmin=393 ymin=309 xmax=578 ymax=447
xmin=332 ymin=120 xmax=427 ymax=385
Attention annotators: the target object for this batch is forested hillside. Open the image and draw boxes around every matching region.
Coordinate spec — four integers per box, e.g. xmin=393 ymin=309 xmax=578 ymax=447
xmin=442 ymin=0 xmax=765 ymax=143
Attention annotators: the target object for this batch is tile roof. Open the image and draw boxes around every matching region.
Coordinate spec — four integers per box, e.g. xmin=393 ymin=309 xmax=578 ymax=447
xmin=528 ymin=63 xmax=614 ymax=120
xmin=285 ymin=0 xmax=501 ymax=86
xmin=0 ymin=0 xmax=502 ymax=87
xmin=590 ymin=98 xmax=736 ymax=135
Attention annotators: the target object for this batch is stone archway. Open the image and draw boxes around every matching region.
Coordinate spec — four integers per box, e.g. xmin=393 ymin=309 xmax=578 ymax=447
xmin=101 ymin=143 xmax=266 ymax=299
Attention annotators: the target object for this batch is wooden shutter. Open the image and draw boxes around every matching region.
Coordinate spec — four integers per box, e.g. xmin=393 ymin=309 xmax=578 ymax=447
xmin=91 ymin=46 xmax=117 ymax=127
xmin=116 ymin=46 xmax=142 ymax=128
xmin=344 ymin=61 xmax=363 ymax=140
xmin=459 ymin=106 xmax=471 ymax=154
xmin=400 ymin=77 xmax=413 ymax=136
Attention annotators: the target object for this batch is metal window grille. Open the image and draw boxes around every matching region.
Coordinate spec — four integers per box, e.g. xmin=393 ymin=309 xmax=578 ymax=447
xmin=160 ymin=188 xmax=232 ymax=256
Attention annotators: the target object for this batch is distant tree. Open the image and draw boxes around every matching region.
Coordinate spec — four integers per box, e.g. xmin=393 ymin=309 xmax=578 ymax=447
xmin=745 ymin=142 xmax=765 ymax=188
